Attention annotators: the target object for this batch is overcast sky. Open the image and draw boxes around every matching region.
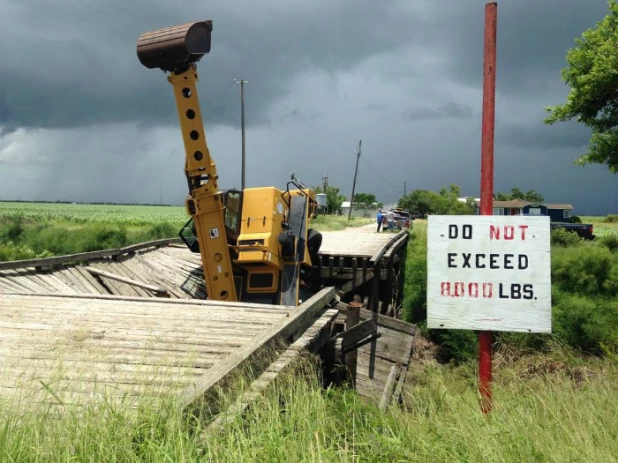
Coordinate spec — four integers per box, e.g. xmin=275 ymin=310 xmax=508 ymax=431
xmin=0 ymin=0 xmax=615 ymax=214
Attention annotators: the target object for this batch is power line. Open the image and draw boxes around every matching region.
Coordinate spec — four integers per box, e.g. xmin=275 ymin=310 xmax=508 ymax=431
xmin=275 ymin=102 xmax=353 ymax=151
xmin=360 ymin=154 xmax=398 ymax=189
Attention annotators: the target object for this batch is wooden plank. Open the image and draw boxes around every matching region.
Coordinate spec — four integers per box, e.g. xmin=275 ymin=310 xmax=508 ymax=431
xmin=120 ymin=257 xmax=188 ymax=299
xmin=71 ymin=266 xmax=109 ymax=294
xmin=101 ymin=261 xmax=152 ymax=297
xmin=177 ymin=287 xmax=336 ymax=410
xmin=334 ymin=319 xmax=377 ymax=349
xmin=0 ymin=273 xmax=35 ymax=293
xmin=55 ymin=267 xmax=92 ymax=294
xmin=205 ymin=308 xmax=339 ymax=434
xmin=359 ymin=308 xmax=417 ymax=336
xmin=2 ymin=272 xmax=47 ymax=293
xmin=379 ymin=365 xmax=399 ymax=410
xmin=134 ymin=253 xmax=204 ymax=299
xmin=343 ymin=304 xmax=360 ymax=388
xmin=86 ymin=266 xmax=169 ymax=296
xmin=0 ymin=292 xmax=300 ymax=408
xmin=38 ymin=270 xmax=83 ymax=294
xmin=369 ymin=230 xmax=407 ymax=264
xmin=0 ymin=238 xmax=181 ymax=271
xmin=0 ymin=291 xmax=294 ymax=312
xmin=336 ymin=269 xmax=374 ymax=297
xmin=383 ymin=233 xmax=409 ymax=259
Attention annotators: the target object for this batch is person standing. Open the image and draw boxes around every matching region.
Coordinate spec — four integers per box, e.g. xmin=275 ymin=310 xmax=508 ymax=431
xmin=385 ymin=209 xmax=395 ymax=231
xmin=376 ymin=209 xmax=384 ymax=232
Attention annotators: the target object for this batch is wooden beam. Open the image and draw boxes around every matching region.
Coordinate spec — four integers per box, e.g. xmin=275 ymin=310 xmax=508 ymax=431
xmin=335 ymin=269 xmax=374 ymax=297
xmin=359 ymin=307 xmax=417 ymax=336
xmin=0 ymin=238 xmax=182 ymax=271
xmin=342 ymin=303 xmax=360 ymax=388
xmin=333 ymin=319 xmax=377 ymax=346
xmin=204 ymin=307 xmax=339 ymax=435
xmin=85 ymin=267 xmax=169 ymax=297
xmin=178 ymin=287 xmax=337 ymax=411
xmin=369 ymin=230 xmax=407 ymax=266
xmin=379 ymin=364 xmax=400 ymax=410
xmin=383 ymin=233 xmax=409 ymax=260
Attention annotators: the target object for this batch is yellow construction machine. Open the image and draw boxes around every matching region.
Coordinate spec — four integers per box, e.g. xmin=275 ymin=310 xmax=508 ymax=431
xmin=136 ymin=21 xmax=322 ymax=306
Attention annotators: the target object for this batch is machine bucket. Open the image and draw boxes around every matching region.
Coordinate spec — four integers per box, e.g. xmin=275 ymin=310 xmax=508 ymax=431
xmin=136 ymin=21 xmax=212 ymax=72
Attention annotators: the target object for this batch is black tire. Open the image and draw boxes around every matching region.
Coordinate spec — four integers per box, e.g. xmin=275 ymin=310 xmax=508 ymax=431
xmin=307 ymin=228 xmax=322 ymax=266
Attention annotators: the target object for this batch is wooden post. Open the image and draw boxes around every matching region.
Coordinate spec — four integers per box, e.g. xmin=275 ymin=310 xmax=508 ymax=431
xmin=344 ymin=302 xmax=361 ymax=387
xmin=479 ymin=1 xmax=497 ymax=414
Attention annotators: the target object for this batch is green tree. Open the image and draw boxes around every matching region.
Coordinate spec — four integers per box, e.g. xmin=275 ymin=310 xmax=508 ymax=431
xmin=314 ymin=185 xmax=346 ymax=214
xmin=352 ymin=192 xmax=381 ymax=216
xmin=544 ymin=0 xmax=618 ymax=172
xmin=523 ymin=189 xmax=544 ymax=204
xmin=398 ymin=190 xmax=437 ymax=217
xmin=494 ymin=188 xmax=544 ymax=203
xmin=398 ymin=184 xmax=474 ymax=216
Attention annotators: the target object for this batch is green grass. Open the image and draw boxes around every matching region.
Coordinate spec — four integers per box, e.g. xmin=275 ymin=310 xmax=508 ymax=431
xmin=0 ymin=202 xmax=188 ymax=226
xmin=578 ymin=215 xmax=618 ymax=238
xmin=310 ymin=215 xmax=373 ymax=231
xmin=1 ymin=353 xmax=616 ymax=462
xmin=0 ymin=203 xmax=373 ymax=261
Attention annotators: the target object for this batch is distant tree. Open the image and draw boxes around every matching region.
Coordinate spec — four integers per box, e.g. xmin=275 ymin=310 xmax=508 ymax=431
xmin=523 ymin=190 xmax=544 ymax=204
xmin=494 ymin=188 xmax=544 ymax=203
xmin=398 ymin=190 xmax=436 ymax=217
xmin=544 ymin=0 xmax=618 ymax=172
xmin=398 ymin=184 xmax=474 ymax=216
xmin=314 ymin=185 xmax=346 ymax=214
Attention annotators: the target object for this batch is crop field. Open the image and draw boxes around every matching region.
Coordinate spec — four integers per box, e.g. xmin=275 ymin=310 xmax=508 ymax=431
xmin=0 ymin=201 xmax=188 ymax=226
xmin=0 ymin=202 xmax=373 ymax=261
xmin=579 ymin=215 xmax=618 ymax=238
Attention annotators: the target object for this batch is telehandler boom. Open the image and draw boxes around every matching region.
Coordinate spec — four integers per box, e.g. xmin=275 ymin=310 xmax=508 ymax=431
xmin=136 ymin=21 xmax=321 ymax=306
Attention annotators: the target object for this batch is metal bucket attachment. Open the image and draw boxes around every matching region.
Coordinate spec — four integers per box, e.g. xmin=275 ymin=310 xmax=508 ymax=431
xmin=137 ymin=21 xmax=213 ymax=72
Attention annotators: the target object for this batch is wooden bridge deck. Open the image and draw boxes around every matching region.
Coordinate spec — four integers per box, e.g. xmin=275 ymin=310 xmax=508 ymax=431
xmin=0 ymin=244 xmax=205 ymax=298
xmin=0 ymin=289 xmax=337 ymax=410
xmin=0 ymin=230 xmax=408 ymax=299
xmin=0 ymin=229 xmax=415 ymax=413
xmin=319 ymin=228 xmax=402 ymax=259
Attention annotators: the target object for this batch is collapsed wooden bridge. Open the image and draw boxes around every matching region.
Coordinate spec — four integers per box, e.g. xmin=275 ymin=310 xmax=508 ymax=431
xmin=0 ymin=227 xmax=416 ymax=420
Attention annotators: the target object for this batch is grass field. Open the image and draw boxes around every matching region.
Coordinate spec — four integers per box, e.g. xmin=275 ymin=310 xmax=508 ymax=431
xmin=579 ymin=215 xmax=618 ymax=238
xmin=0 ymin=202 xmax=373 ymax=261
xmin=1 ymin=350 xmax=616 ymax=462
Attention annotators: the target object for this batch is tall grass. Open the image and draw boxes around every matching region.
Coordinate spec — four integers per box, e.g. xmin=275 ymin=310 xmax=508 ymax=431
xmin=310 ymin=215 xmax=373 ymax=231
xmin=1 ymin=353 xmax=616 ymax=462
xmin=0 ymin=217 xmax=184 ymax=261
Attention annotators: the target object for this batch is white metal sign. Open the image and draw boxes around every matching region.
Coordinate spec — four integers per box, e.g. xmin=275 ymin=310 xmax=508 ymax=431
xmin=427 ymin=215 xmax=551 ymax=333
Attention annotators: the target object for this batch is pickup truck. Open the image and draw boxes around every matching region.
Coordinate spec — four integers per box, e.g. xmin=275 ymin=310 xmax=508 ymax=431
xmin=520 ymin=214 xmax=595 ymax=240
xmin=550 ymin=221 xmax=595 ymax=240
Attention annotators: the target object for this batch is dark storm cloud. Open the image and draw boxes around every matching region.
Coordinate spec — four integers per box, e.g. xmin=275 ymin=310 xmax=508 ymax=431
xmin=0 ymin=0 xmax=422 ymax=131
xmin=498 ymin=119 xmax=591 ymax=149
xmin=403 ymin=103 xmax=474 ymax=121
xmin=428 ymin=0 xmax=609 ymax=97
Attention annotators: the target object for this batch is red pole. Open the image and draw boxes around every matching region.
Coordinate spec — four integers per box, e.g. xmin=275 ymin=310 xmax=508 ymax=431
xmin=479 ymin=1 xmax=497 ymax=414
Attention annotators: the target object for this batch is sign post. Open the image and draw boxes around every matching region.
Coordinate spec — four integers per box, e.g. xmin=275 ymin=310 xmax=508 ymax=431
xmin=427 ymin=215 xmax=552 ymax=410
xmin=479 ymin=1 xmax=498 ymax=413
xmin=427 ymin=2 xmax=552 ymax=414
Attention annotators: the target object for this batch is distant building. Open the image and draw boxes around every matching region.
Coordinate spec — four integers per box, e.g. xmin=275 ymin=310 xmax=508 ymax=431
xmin=340 ymin=201 xmax=379 ymax=218
xmin=474 ymin=199 xmax=574 ymax=222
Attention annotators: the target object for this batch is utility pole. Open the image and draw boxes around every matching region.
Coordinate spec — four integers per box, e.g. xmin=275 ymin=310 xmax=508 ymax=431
xmin=234 ymin=79 xmax=250 ymax=189
xmin=403 ymin=181 xmax=407 ymax=198
xmin=348 ymin=140 xmax=362 ymax=220
xmin=322 ymin=173 xmax=329 ymax=192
